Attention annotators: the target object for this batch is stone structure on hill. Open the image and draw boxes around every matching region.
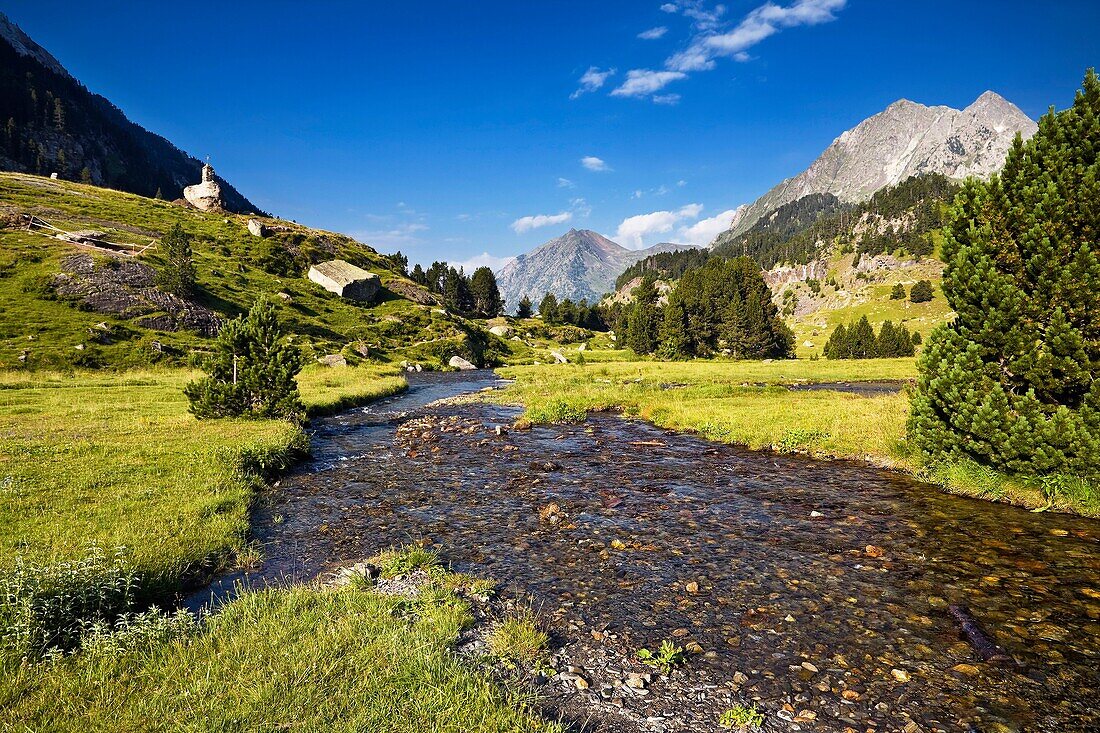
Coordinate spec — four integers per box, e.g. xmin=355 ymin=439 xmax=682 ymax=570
xmin=183 ymin=163 xmax=225 ymax=212
xmin=308 ymin=259 xmax=380 ymax=301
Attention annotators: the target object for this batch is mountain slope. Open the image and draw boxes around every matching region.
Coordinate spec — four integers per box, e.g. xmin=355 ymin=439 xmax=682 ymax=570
xmin=0 ymin=172 xmax=513 ymax=369
xmin=722 ymin=91 xmax=1036 ymax=240
xmin=0 ymin=12 xmax=260 ymax=213
xmin=495 ymin=229 xmax=699 ymax=308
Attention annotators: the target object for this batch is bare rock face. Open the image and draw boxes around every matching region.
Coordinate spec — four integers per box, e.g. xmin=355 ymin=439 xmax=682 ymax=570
xmin=183 ymin=163 xmax=225 ymax=212
xmin=721 ymin=91 xmax=1037 ymax=240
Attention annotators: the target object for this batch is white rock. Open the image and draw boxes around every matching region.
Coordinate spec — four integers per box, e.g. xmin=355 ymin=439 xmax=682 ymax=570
xmin=448 ymin=355 xmax=477 ymax=371
xmin=489 ymin=325 xmax=511 ymax=337
xmin=247 ymin=218 xmax=269 ymax=237
xmin=550 ymin=350 xmax=569 ymax=364
xmin=183 ymin=163 xmax=225 ymax=211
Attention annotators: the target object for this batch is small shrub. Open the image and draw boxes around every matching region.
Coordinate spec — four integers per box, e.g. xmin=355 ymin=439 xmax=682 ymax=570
xmin=0 ymin=546 xmax=139 ymax=660
xmin=81 ymin=608 xmax=200 ymax=657
xmin=636 ymin=639 xmax=686 ymax=674
xmin=718 ymin=704 xmax=765 ymax=729
xmin=889 ymin=283 xmax=906 ymax=299
xmin=487 ymin=611 xmax=548 ymax=662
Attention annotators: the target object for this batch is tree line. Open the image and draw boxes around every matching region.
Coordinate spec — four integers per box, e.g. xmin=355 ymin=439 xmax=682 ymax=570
xmin=614 ymin=257 xmax=794 ymax=359
xmin=824 ymin=316 xmax=917 ymax=359
xmin=395 ymin=257 xmax=504 ymax=318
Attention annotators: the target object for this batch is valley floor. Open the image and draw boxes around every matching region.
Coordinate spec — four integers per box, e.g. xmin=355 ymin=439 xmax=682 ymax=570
xmin=493 ymin=359 xmax=1099 ymax=519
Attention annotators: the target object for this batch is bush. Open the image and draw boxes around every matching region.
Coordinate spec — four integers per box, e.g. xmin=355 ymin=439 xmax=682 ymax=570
xmin=889 ymin=283 xmax=906 ymax=300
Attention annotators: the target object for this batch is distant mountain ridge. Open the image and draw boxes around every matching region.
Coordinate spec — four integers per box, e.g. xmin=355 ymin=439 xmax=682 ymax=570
xmin=0 ymin=12 xmax=261 ymax=213
xmin=721 ymin=91 xmax=1037 ymax=240
xmin=495 ymin=228 xmax=700 ymax=309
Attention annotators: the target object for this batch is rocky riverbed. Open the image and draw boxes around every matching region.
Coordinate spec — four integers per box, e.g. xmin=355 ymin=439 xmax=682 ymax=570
xmin=242 ymin=372 xmax=1099 ymax=733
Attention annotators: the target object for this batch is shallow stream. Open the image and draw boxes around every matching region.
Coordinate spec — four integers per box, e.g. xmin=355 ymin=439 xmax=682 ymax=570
xmin=244 ymin=373 xmax=1099 ymax=732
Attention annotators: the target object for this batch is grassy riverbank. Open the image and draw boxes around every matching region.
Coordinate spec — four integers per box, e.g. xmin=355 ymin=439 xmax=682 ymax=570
xmin=494 ymin=360 xmax=1099 ymax=518
xmin=0 ymin=365 xmax=405 ymax=585
xmin=1 ymin=546 xmax=557 ymax=733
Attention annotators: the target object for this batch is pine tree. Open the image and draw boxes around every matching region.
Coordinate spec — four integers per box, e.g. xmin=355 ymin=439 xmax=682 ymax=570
xmin=155 ymin=224 xmax=196 ymax=298
xmin=848 ymin=316 xmax=877 ymax=358
xmin=909 ymin=279 xmax=934 ymax=303
xmin=538 ymin=293 xmax=558 ymax=322
xmin=184 ymin=297 xmax=305 ymax=422
xmin=516 ymin=295 xmax=533 ymax=319
xmin=658 ymin=293 xmax=691 ymax=358
xmin=625 ymin=299 xmax=659 ymax=355
xmin=890 ymin=283 xmax=906 ymax=300
xmin=410 ymin=263 xmax=426 ymax=286
xmin=469 ymin=266 xmax=503 ymax=317
xmin=80 ymin=167 xmax=92 ymax=184
xmin=909 ymin=69 xmax=1100 ymax=478
xmin=825 ymin=323 xmax=849 ymax=359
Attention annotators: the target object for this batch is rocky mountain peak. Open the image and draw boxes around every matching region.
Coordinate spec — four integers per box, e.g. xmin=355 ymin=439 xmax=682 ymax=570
xmin=720 ymin=91 xmax=1036 ymax=241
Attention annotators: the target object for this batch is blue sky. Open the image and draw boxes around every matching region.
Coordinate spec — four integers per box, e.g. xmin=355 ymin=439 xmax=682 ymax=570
xmin=6 ymin=1 xmax=1098 ymax=269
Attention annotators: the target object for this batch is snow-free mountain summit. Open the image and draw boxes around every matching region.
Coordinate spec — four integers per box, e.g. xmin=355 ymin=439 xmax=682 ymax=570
xmin=716 ymin=91 xmax=1037 ymax=242
xmin=496 ymin=229 xmax=698 ymax=309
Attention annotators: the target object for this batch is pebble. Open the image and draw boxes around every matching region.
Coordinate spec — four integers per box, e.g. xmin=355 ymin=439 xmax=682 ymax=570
xmin=951 ymin=663 xmax=980 ymax=677
xmin=801 ymin=662 xmax=819 ymax=673
xmin=891 ymin=668 xmax=911 ymax=683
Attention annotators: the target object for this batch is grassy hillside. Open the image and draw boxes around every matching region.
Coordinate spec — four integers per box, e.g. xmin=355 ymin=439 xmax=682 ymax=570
xmin=0 ymin=172 xmax=518 ymax=370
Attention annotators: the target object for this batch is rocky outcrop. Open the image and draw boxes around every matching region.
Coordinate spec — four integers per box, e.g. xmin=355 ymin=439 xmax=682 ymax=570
xmin=183 ymin=164 xmax=224 ymax=211
xmin=496 ymin=229 xmax=701 ymax=310
xmin=720 ymin=92 xmax=1037 ymax=241
xmin=247 ymin=218 xmax=269 ymax=237
xmin=52 ymin=253 xmax=220 ymax=335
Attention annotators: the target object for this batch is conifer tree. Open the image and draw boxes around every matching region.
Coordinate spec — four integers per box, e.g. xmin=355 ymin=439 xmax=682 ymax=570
xmin=909 ymin=69 xmax=1100 ymax=478
xmin=538 ymin=293 xmax=558 ymax=322
xmin=825 ymin=323 xmax=849 ymax=359
xmin=909 ymin=279 xmax=934 ymax=303
xmin=185 ymin=297 xmax=305 ymax=422
xmin=516 ymin=295 xmax=533 ymax=319
xmin=155 ymin=223 xmax=196 ymax=298
xmin=469 ymin=266 xmax=503 ymax=317
xmin=890 ymin=283 xmax=906 ymax=299
xmin=848 ymin=316 xmax=877 ymax=358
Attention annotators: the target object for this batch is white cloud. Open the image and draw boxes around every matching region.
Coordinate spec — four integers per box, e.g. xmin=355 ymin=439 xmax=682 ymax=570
xmin=570 ymin=66 xmax=616 ymax=99
xmin=610 ymin=69 xmax=687 ymax=98
xmin=351 ymin=222 xmax=429 ymax=249
xmin=583 ymin=0 xmax=846 ymax=101
xmin=615 ymin=203 xmax=703 ymax=249
xmin=557 ymin=177 xmax=575 ymax=188
xmin=581 ymin=156 xmax=610 ymax=172
xmin=638 ymin=26 xmax=668 ymax=40
xmin=676 ymin=208 xmax=743 ymax=246
xmin=511 ymin=211 xmax=573 ymax=234
xmin=677 ymin=179 xmax=687 ymax=187
xmin=672 ymin=0 xmax=846 ymax=72
xmin=451 ymin=251 xmax=516 ymax=273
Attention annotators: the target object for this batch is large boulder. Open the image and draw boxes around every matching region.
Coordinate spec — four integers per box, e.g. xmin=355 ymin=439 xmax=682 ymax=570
xmin=247 ymin=218 xmax=269 ymax=237
xmin=183 ymin=163 xmax=225 ymax=212
xmin=448 ymin=355 xmax=477 ymax=371
xmin=489 ymin=325 xmax=511 ymax=337
xmin=308 ymin=260 xmax=381 ymax=302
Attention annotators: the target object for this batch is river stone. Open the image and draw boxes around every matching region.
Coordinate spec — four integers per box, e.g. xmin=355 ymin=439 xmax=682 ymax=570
xmin=449 ymin=355 xmax=477 ymax=370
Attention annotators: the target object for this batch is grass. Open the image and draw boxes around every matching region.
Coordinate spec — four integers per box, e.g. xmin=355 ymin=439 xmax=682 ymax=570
xmin=493 ymin=361 xmax=1100 ymax=518
xmin=0 ymin=580 xmax=560 ymax=732
xmin=486 ymin=611 xmax=549 ymax=663
xmin=0 ymin=364 xmax=405 ymax=586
